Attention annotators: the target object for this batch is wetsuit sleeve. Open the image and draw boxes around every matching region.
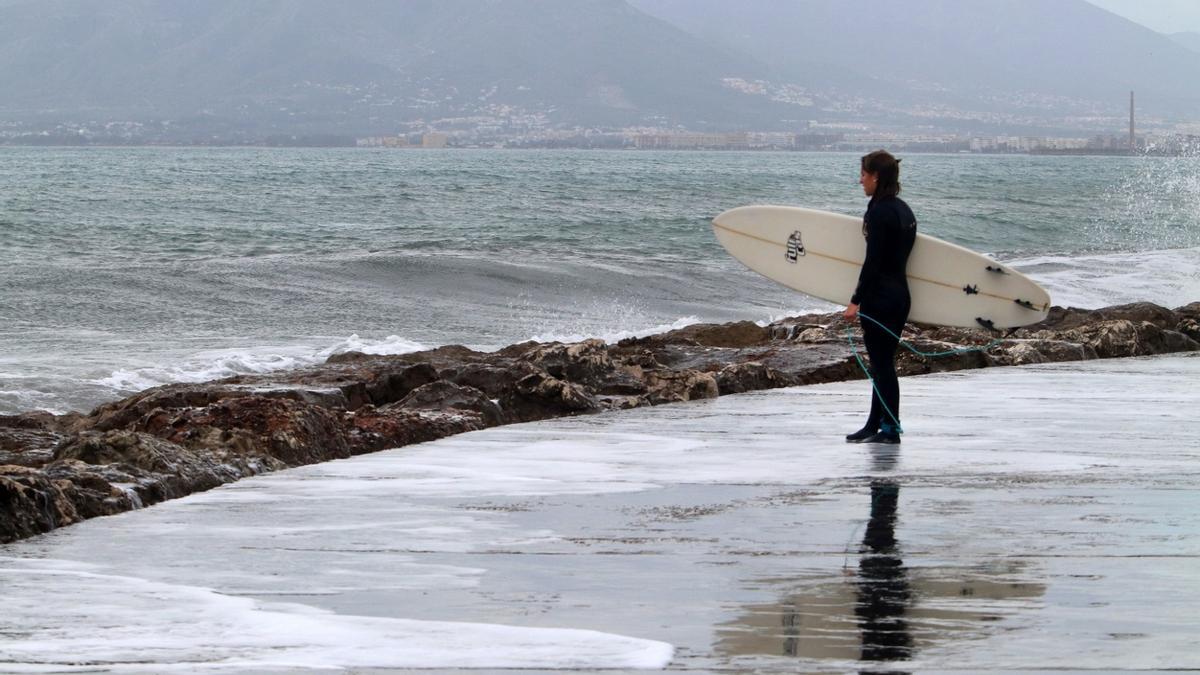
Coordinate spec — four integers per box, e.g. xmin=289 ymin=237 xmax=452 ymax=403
xmin=850 ymin=207 xmax=894 ymax=306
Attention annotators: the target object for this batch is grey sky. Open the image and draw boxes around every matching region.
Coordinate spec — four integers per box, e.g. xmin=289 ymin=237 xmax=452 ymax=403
xmin=1087 ymin=0 xmax=1200 ymax=34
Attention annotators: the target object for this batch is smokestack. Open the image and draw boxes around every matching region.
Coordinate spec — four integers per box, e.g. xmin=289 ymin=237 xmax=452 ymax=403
xmin=1129 ymin=91 xmax=1135 ymax=153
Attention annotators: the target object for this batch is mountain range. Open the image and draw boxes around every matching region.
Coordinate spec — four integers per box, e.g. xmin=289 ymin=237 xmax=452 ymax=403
xmin=1171 ymin=31 xmax=1200 ymax=53
xmin=1 ymin=0 xmax=1197 ymax=140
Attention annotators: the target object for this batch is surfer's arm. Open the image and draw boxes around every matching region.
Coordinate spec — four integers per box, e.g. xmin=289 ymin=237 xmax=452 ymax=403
xmin=850 ymin=210 xmax=890 ymax=305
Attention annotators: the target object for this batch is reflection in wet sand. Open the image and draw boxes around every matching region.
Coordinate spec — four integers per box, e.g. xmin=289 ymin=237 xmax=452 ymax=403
xmin=716 ymin=479 xmax=1045 ymax=663
xmin=857 ymin=480 xmax=912 ymax=661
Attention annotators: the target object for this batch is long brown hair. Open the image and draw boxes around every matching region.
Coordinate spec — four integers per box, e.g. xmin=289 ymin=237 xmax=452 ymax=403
xmin=862 ymin=150 xmax=901 ymax=199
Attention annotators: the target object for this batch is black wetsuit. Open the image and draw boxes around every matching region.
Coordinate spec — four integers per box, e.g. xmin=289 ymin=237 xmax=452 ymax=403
xmin=851 ymin=196 xmax=917 ymax=431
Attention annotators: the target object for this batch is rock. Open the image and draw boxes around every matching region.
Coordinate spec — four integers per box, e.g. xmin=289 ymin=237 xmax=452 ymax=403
xmin=645 ymin=370 xmax=720 ymax=404
xmin=716 ymin=362 xmax=795 ymax=395
xmin=3 ymin=301 xmax=1200 ymax=545
xmin=1175 ymin=302 xmax=1200 ymax=319
xmin=358 ymin=362 xmax=441 ymax=406
xmin=1094 ymin=302 xmax=1180 ymax=329
xmin=501 ymin=372 xmax=599 ymax=422
xmin=148 ymin=396 xmax=352 ymax=466
xmin=1176 ymin=317 xmax=1200 ymax=343
xmin=347 ymin=406 xmax=485 ymax=455
xmin=670 ymin=321 xmax=770 ymax=348
xmin=0 ymin=466 xmax=81 ymax=543
xmin=51 ymin=430 xmax=266 ymax=506
xmin=88 ymin=385 xmax=228 ymax=432
xmin=520 ymin=339 xmax=650 ymax=396
xmin=0 ymin=428 xmax=62 ymax=467
xmin=324 ymin=350 xmax=370 ymax=364
xmin=1057 ymin=320 xmax=1199 ymax=359
xmin=520 ymin=339 xmax=615 ymax=385
xmin=442 ymin=361 xmax=538 ymax=398
xmin=986 ymin=339 xmax=1095 ymax=366
xmin=56 ymin=429 xmax=194 ymax=472
xmin=397 ymin=381 xmax=504 ymax=427
xmin=1033 ymin=302 xmax=1177 ymax=332
xmin=42 ymin=460 xmax=143 ymax=520
xmin=597 ymin=395 xmax=648 ymax=411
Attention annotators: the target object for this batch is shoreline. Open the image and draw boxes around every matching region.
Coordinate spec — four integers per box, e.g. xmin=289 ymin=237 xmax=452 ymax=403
xmin=2 ymin=300 xmax=1198 ymax=544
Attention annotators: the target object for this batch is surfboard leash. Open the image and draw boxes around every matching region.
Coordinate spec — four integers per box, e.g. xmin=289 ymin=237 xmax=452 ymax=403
xmin=846 ymin=312 xmax=1004 ymax=434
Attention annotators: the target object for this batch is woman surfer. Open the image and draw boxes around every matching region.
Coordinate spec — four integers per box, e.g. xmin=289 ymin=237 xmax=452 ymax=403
xmin=844 ymin=150 xmax=917 ymax=445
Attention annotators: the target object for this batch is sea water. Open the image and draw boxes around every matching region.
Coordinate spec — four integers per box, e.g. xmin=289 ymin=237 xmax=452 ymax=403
xmin=1 ymin=148 xmax=1198 ymax=415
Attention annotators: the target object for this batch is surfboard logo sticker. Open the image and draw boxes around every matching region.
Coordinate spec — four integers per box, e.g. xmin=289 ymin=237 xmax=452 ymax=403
xmin=785 ymin=230 xmax=806 ymax=262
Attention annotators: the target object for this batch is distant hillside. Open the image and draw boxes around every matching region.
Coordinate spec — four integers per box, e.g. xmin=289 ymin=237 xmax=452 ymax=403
xmin=631 ymin=0 xmax=1200 ymax=119
xmin=1171 ymin=31 xmax=1200 ymax=54
xmin=0 ymin=0 xmax=782 ymax=134
xmin=2 ymin=0 xmax=1200 ymax=139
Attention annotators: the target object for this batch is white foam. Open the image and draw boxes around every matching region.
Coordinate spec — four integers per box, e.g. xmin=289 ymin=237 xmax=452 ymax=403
xmin=0 ymin=567 xmax=673 ymax=672
xmin=317 ymin=333 xmax=426 ymax=357
xmin=526 ymin=315 xmax=703 ymax=345
xmin=88 ymin=334 xmax=427 ymax=393
xmin=1010 ymin=246 xmax=1200 ymax=309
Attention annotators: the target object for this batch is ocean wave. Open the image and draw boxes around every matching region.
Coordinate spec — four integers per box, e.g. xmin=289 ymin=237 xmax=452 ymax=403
xmin=524 ymin=316 xmax=704 ymax=345
xmin=88 ymin=334 xmax=428 ymax=395
xmin=1011 ymin=246 xmax=1200 ymax=309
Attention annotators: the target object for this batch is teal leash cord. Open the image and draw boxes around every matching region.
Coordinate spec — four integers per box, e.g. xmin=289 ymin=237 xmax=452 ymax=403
xmin=846 ymin=312 xmax=1004 ymax=434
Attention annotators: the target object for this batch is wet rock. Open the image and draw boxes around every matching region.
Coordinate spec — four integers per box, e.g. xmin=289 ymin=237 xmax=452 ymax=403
xmin=645 ymin=370 xmax=720 ymax=404
xmin=56 ymin=429 xmax=195 ymax=472
xmin=1093 ymin=302 xmax=1180 ymax=329
xmin=41 ymin=460 xmax=143 ymax=520
xmin=597 ymin=395 xmax=648 ymax=411
xmin=0 ymin=429 xmax=62 ymax=467
xmin=1055 ymin=320 xmax=1199 ymax=359
xmin=1176 ymin=301 xmax=1200 ymax=319
xmin=347 ymin=406 xmax=485 ymax=455
xmin=88 ymin=385 xmax=230 ymax=433
xmin=51 ymin=431 xmax=269 ymax=507
xmin=397 ymin=381 xmax=504 ymax=427
xmin=502 ymin=372 xmax=599 ymax=422
xmin=357 ymin=362 xmax=441 ymax=407
xmin=0 ymin=466 xmax=81 ymax=543
xmin=3 ymin=302 xmax=1199 ymax=544
xmin=151 ymin=396 xmax=352 ymax=466
xmin=1176 ymin=317 xmax=1200 ymax=343
xmin=1031 ymin=302 xmax=1177 ymax=332
xmin=442 ymin=361 xmax=536 ymax=398
xmin=664 ymin=321 xmax=771 ymax=348
xmin=716 ymin=362 xmax=795 ymax=395
xmin=0 ymin=413 xmax=75 ymax=467
xmin=987 ymin=339 xmax=1095 ymax=366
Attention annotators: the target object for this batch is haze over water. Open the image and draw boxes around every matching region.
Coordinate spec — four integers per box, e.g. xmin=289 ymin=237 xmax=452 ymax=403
xmin=2 ymin=147 xmax=1198 ymax=415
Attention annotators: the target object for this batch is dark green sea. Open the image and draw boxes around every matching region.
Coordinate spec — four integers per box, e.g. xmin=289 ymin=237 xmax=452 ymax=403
xmin=2 ymin=148 xmax=1197 ymax=414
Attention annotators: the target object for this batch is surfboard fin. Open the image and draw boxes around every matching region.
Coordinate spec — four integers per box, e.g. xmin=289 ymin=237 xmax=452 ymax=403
xmin=985 ymin=265 xmax=1008 ymax=274
xmin=963 ymin=284 xmax=979 ymax=295
xmin=975 ymin=317 xmax=997 ymax=331
xmin=1014 ymin=299 xmax=1037 ymax=310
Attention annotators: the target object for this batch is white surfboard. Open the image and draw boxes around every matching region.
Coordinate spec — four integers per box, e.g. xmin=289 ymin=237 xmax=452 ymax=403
xmin=712 ymin=205 xmax=1051 ymax=329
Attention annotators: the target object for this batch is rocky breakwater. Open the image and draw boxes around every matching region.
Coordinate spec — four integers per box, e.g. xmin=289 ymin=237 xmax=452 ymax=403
xmin=3 ymin=301 xmax=1199 ymax=544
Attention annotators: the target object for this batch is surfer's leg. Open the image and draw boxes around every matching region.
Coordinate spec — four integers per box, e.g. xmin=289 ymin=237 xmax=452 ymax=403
xmin=862 ymin=314 xmax=902 ymax=434
xmin=848 ymin=319 xmax=892 ymax=442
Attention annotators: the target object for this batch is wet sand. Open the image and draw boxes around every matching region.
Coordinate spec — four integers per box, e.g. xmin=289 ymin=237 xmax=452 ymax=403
xmin=1 ymin=354 xmax=1198 ymax=672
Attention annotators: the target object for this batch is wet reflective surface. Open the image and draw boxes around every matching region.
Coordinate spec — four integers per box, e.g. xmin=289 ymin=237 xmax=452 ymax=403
xmin=716 ymin=478 xmax=1045 ymax=663
xmin=2 ymin=354 xmax=1199 ymax=672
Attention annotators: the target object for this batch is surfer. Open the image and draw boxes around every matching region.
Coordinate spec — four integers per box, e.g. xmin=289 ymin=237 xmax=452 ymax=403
xmin=844 ymin=150 xmax=917 ymax=444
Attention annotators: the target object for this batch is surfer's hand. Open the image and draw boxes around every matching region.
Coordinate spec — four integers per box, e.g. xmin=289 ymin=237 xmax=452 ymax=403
xmin=843 ymin=303 xmax=859 ymax=320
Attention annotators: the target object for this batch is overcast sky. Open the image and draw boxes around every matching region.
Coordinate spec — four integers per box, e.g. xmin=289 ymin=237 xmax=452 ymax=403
xmin=1087 ymin=0 xmax=1200 ymax=34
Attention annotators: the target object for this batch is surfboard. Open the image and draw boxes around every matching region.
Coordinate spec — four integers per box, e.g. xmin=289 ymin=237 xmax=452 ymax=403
xmin=712 ymin=205 xmax=1051 ymax=329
